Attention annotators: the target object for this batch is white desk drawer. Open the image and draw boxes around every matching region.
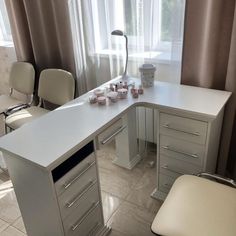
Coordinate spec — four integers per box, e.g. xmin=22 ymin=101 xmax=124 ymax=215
xmin=160 ymin=113 xmax=208 ymax=145
xmin=63 ymin=202 xmax=103 ymax=236
xmin=160 ymin=155 xmax=202 ymax=179
xmin=58 ymin=166 xmax=98 ymax=220
xmin=159 ymin=174 xmax=177 ymax=193
xmin=160 ymin=135 xmax=205 ymax=166
xmin=97 ymin=118 xmax=125 ymax=146
xmin=55 ymin=153 xmax=95 ymax=196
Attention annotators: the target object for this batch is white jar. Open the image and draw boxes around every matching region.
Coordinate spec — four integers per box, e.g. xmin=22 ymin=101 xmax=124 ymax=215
xmin=117 ymin=88 xmax=128 ymax=99
xmin=139 ymin=64 xmax=156 ymax=87
xmin=107 ymin=91 xmax=118 ymax=103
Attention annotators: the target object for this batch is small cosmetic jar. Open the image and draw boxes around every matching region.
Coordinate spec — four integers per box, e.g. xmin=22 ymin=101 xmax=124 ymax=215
xmin=107 ymin=91 xmax=118 ymax=103
xmin=110 ymin=83 xmax=115 ymax=91
xmin=132 ymin=90 xmax=139 ymax=98
xmin=117 ymin=88 xmax=128 ymax=99
xmin=94 ymin=88 xmax=104 ymax=97
xmin=138 ymin=85 xmax=144 ymax=94
xmin=97 ymin=96 xmax=106 ymax=105
xmin=131 ymin=85 xmax=135 ymax=94
xmin=89 ymin=95 xmax=97 ymax=104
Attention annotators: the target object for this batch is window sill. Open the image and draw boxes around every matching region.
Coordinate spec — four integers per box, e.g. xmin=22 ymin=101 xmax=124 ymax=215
xmin=0 ymin=41 xmax=14 ymax=47
xmin=91 ymin=49 xmax=180 ymax=65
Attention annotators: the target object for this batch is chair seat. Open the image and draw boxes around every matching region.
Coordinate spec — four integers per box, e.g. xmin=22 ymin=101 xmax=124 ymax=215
xmin=151 ymin=175 xmax=236 ymax=236
xmin=6 ymin=106 xmax=49 ymax=130
xmin=0 ymin=95 xmax=24 ymax=114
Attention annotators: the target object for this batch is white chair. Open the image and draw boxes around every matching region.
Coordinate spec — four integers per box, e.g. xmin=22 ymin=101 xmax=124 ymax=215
xmin=0 ymin=62 xmax=35 ymax=114
xmin=151 ymin=174 xmax=236 ymax=236
xmin=5 ymin=69 xmax=75 ymax=130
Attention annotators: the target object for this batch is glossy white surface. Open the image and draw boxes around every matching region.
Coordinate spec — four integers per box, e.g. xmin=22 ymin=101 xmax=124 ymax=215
xmin=0 ymin=78 xmax=231 ymax=170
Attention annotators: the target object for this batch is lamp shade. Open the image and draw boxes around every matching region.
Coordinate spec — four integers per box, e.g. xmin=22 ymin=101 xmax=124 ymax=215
xmin=111 ymin=30 xmax=124 ymax=36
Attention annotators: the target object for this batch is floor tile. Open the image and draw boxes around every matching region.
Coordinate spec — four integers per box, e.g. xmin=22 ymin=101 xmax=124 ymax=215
xmin=126 ymin=169 xmax=162 ymax=214
xmin=0 ymin=189 xmax=21 ymax=224
xmin=97 ymin=144 xmax=147 ymax=199
xmin=12 ymin=217 xmax=26 ymax=234
xmin=98 ymin=167 xmax=133 ymax=199
xmin=107 ymin=201 xmax=156 ymax=236
xmin=101 ymin=191 xmax=122 ymax=223
xmin=0 ymin=219 xmax=9 ymax=233
xmin=1 ymin=226 xmax=26 ymax=236
xmin=109 ymin=229 xmax=129 ymax=236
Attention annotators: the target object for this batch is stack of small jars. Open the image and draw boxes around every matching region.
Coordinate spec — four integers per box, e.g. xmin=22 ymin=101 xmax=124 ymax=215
xmin=89 ymin=81 xmax=144 ymax=105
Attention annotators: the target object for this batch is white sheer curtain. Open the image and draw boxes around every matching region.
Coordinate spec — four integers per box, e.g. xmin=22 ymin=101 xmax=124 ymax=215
xmin=69 ymin=0 xmax=185 ymax=95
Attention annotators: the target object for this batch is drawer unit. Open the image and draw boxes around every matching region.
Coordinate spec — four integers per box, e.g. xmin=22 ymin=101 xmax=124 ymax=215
xmin=58 ymin=165 xmax=99 ymax=220
xmin=160 ymin=155 xmax=202 ymax=179
xmin=63 ymin=203 xmax=103 ymax=236
xmin=160 ymin=113 xmax=208 ymax=145
xmin=51 ymin=141 xmax=106 ymax=236
xmin=158 ymin=173 xmax=178 ymax=193
xmin=160 ymin=135 xmax=205 ymax=166
xmin=153 ymin=111 xmax=222 ymax=201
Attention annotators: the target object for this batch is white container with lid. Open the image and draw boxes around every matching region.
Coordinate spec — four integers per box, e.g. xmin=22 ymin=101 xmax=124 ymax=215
xmin=139 ymin=64 xmax=156 ymax=87
xmin=107 ymin=91 xmax=118 ymax=103
xmin=117 ymin=88 xmax=128 ymax=99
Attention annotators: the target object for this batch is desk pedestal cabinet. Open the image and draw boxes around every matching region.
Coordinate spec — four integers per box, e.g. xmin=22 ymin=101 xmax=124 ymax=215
xmin=152 ymin=109 xmax=224 ymax=200
xmin=4 ymin=141 xmax=110 ymax=236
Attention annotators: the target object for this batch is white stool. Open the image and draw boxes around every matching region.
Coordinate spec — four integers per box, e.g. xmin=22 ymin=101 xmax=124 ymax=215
xmin=151 ymin=174 xmax=236 ymax=236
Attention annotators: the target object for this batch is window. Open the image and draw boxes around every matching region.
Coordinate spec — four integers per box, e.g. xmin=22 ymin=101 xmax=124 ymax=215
xmin=89 ymin=0 xmax=185 ymax=60
xmin=0 ymin=0 xmax=12 ymax=43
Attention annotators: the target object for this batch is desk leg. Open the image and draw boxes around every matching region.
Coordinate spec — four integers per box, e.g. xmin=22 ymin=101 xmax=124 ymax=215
xmin=113 ymin=107 xmax=142 ymax=169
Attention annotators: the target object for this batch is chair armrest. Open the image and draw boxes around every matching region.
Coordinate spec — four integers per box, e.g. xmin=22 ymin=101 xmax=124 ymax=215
xmin=4 ymin=104 xmax=29 ymax=116
xmin=197 ymin=172 xmax=236 ymax=188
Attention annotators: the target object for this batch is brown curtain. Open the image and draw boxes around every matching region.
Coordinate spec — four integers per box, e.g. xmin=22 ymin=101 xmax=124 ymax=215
xmin=181 ymin=0 xmax=236 ymax=178
xmin=5 ymin=0 xmax=76 ymax=89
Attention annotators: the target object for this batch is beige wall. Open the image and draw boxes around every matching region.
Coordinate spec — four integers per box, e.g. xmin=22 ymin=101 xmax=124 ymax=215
xmin=0 ymin=45 xmax=16 ymax=95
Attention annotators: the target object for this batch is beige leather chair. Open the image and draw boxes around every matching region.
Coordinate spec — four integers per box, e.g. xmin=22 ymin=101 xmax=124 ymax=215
xmin=152 ymin=174 xmax=236 ymax=236
xmin=5 ymin=69 xmax=75 ymax=130
xmin=0 ymin=62 xmax=35 ymax=114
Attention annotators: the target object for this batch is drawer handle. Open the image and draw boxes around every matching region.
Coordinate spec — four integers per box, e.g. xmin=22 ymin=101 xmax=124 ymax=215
xmin=101 ymin=126 xmax=126 ymax=145
xmin=163 ymin=124 xmax=200 ymax=136
xmin=71 ymin=201 xmax=100 ymax=231
xmin=64 ymin=161 xmax=95 ymax=190
xmin=66 ymin=180 xmax=97 ymax=208
xmin=161 ymin=164 xmax=185 ymax=175
xmin=162 ymin=145 xmax=198 ymax=159
xmin=163 ymin=183 xmax=172 ymax=188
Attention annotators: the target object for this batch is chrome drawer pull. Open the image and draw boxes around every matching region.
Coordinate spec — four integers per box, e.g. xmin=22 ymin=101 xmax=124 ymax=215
xmin=64 ymin=161 xmax=95 ymax=190
xmin=66 ymin=180 xmax=97 ymax=208
xmin=101 ymin=126 xmax=126 ymax=145
xmin=162 ymin=145 xmax=198 ymax=158
xmin=163 ymin=183 xmax=172 ymax=188
xmin=161 ymin=164 xmax=185 ymax=175
xmin=71 ymin=201 xmax=100 ymax=231
xmin=163 ymin=124 xmax=200 ymax=136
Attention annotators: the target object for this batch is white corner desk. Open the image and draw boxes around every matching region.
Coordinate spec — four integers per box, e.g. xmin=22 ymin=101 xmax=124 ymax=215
xmin=0 ymin=77 xmax=231 ymax=236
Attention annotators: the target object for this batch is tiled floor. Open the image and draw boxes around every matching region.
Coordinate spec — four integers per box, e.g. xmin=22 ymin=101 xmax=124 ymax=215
xmin=0 ymin=121 xmax=162 ymax=236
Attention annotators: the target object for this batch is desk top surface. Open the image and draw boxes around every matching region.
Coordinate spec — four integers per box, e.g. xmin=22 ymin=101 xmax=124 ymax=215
xmin=0 ymin=78 xmax=231 ymax=170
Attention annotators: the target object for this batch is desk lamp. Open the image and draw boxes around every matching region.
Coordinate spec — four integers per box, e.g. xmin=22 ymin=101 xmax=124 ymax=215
xmin=111 ymin=30 xmax=129 ymax=81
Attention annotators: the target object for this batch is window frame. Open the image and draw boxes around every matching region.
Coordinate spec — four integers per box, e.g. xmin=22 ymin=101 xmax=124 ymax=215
xmin=89 ymin=0 xmax=185 ymax=62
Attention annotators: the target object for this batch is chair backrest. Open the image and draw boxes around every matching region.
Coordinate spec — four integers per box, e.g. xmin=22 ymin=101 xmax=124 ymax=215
xmin=38 ymin=69 xmax=75 ymax=106
xmin=9 ymin=62 xmax=35 ymax=95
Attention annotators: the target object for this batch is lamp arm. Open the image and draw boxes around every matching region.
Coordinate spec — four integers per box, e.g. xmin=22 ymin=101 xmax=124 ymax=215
xmin=124 ymin=35 xmax=128 ymax=76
